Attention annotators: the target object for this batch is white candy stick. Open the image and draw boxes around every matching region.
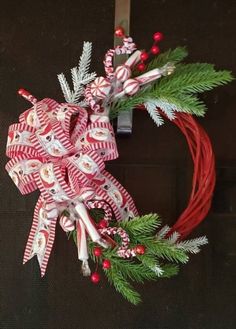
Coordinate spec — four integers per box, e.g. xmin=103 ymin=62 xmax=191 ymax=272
xmin=137 ymin=62 xmax=176 ymax=85
xmin=75 ymin=202 xmax=101 ymax=242
xmin=136 ymin=68 xmax=162 ymax=85
xmin=77 ymin=219 xmax=88 ymax=260
xmin=125 ymin=50 xmax=141 ymax=68
xmin=77 ymin=220 xmax=91 ymax=276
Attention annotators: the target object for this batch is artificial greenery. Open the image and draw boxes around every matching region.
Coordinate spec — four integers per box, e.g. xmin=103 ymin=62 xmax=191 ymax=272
xmin=110 ymin=47 xmax=233 ymax=119
xmin=69 ymin=212 xmax=207 ymax=305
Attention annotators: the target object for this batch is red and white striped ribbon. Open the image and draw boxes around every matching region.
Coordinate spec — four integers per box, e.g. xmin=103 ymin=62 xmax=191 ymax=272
xmin=6 ymin=94 xmax=138 ymax=276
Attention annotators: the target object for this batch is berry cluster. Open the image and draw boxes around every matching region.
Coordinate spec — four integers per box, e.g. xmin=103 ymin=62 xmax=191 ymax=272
xmin=137 ymin=31 xmax=164 ymax=72
xmin=115 ymin=27 xmax=164 ymax=73
xmin=90 ymin=241 xmax=146 ymax=284
xmin=90 ymin=246 xmax=111 ymax=284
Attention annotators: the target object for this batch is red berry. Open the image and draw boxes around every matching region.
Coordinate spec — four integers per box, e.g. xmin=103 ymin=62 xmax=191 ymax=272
xmin=140 ymin=52 xmax=149 ymax=61
xmin=135 ymin=244 xmax=146 ymax=255
xmin=102 ymin=259 xmax=111 ymax=269
xmin=91 ymin=272 xmax=100 ymax=284
xmin=98 ymin=219 xmax=108 ymax=229
xmin=137 ymin=63 xmax=146 ymax=72
xmin=151 ymin=45 xmax=160 ymax=55
xmin=93 ymin=246 xmax=102 ymax=257
xmin=153 ymin=32 xmax=163 ymax=42
xmin=115 ymin=26 xmax=125 ymax=38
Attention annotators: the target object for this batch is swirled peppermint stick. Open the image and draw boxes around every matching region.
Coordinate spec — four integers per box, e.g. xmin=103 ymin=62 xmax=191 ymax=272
xmin=103 ymin=49 xmax=115 ymax=79
xmin=114 ymin=62 xmax=176 ymax=99
xmin=136 ymin=62 xmax=176 ymax=85
xmin=125 ymin=50 xmax=141 ymax=68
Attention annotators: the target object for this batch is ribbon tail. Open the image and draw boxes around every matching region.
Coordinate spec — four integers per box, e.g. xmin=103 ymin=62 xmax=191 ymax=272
xmin=23 ymin=196 xmax=43 ymax=265
xmin=37 ymin=218 xmax=57 ymax=277
xmin=23 ymin=195 xmax=58 ymax=277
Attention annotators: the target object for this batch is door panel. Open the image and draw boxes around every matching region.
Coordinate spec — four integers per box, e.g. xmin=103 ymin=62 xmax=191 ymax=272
xmin=0 ymin=1 xmax=236 ymax=328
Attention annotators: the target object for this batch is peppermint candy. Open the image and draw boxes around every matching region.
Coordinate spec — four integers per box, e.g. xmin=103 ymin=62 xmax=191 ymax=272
xmin=115 ymin=65 xmax=131 ymax=82
xmin=90 ymin=77 xmax=111 ymax=99
xmin=59 ymin=214 xmax=75 ymax=232
xmin=123 ymin=79 xmax=140 ymax=95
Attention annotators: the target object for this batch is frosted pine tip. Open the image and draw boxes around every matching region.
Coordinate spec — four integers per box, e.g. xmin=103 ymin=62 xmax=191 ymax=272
xmin=17 ymin=88 xmax=38 ymax=104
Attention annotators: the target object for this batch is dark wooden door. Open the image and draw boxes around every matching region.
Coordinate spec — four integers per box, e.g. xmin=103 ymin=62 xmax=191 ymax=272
xmin=1 ymin=1 xmax=236 ymax=328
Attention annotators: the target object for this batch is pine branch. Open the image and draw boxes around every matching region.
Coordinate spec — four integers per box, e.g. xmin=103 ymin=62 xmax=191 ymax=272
xmin=58 ymin=41 xmax=96 ymax=104
xmin=156 ymin=64 xmax=234 ymax=95
xmin=144 ymin=100 xmax=165 ymax=126
xmin=111 ymin=258 xmax=157 ymax=283
xmin=143 ymin=238 xmax=189 ymax=264
xmin=77 ymin=42 xmax=93 ymax=78
xmin=136 ymin=253 xmax=164 ymax=276
xmin=167 ymin=231 xmax=181 ymax=244
xmin=69 ymin=212 xmax=208 ymax=305
xmin=119 ymin=213 xmax=161 ymax=237
xmin=161 ymin=264 xmax=179 ymax=278
xmin=156 ymin=225 xmax=171 ymax=238
xmin=110 ymin=53 xmax=233 ymax=120
xmin=57 ymin=73 xmax=72 ymax=102
xmin=144 ymin=98 xmax=180 ymax=127
xmin=176 ymin=236 xmax=208 ymax=254
xmin=155 ymin=94 xmax=207 ymax=116
xmin=146 ymin=47 xmax=188 ymax=71
xmin=110 ymin=81 xmax=207 ymax=118
xmin=104 ymin=266 xmax=141 ymax=305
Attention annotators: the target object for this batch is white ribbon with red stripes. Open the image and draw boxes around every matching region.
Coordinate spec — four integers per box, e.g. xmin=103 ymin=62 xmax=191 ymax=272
xmin=6 ymin=97 xmax=138 ymax=276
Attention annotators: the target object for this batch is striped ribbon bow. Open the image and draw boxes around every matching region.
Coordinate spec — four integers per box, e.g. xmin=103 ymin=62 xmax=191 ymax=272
xmin=5 ymin=97 xmax=138 ymax=276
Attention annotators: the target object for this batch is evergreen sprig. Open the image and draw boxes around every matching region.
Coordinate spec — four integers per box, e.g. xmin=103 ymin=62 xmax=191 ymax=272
xmin=58 ymin=41 xmax=96 ymax=104
xmin=156 ymin=63 xmax=233 ymax=95
xmin=105 ymin=266 xmax=142 ymax=305
xmin=110 ymin=47 xmax=233 ymax=120
xmin=160 ymin=264 xmax=179 ymax=278
xmin=68 ymin=212 xmax=207 ymax=304
xmin=146 ymin=47 xmax=188 ymax=70
xmin=119 ymin=213 xmax=161 ymax=236
xmin=146 ymin=238 xmax=189 ymax=263
xmin=108 ymin=258 xmax=157 ymax=283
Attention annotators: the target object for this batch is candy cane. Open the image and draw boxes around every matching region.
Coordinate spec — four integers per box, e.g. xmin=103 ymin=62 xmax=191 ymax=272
xmin=84 ymin=85 xmax=101 ymax=113
xmin=18 ymin=88 xmax=38 ymax=105
xmin=86 ymin=199 xmax=113 ymax=221
xmin=103 ymin=49 xmax=115 ymax=79
xmin=99 ymin=227 xmax=136 ymax=258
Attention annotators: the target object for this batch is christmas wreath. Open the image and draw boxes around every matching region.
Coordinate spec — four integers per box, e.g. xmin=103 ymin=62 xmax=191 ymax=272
xmin=5 ymin=28 xmax=233 ymax=304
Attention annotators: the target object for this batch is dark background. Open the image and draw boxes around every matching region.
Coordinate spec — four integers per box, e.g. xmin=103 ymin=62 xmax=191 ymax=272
xmin=0 ymin=1 xmax=236 ymax=328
